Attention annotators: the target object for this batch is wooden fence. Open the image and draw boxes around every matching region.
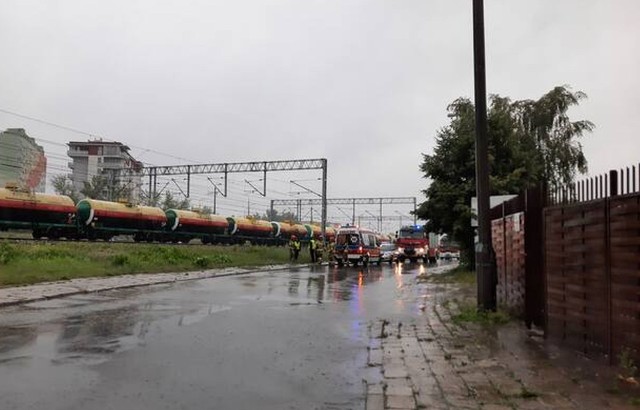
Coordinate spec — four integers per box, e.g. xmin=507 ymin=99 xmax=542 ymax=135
xmin=490 ymin=166 xmax=639 ymax=363
xmin=544 ymin=193 xmax=640 ymax=362
xmin=490 ymin=187 xmax=545 ymax=328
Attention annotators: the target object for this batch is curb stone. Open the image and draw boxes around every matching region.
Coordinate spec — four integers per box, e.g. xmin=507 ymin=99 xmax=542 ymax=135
xmin=0 ymin=263 xmax=316 ymax=307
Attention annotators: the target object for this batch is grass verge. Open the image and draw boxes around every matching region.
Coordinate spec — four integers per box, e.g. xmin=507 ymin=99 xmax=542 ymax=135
xmin=451 ymin=301 xmax=511 ymax=326
xmin=0 ymin=241 xmax=295 ymax=287
xmin=426 ymin=266 xmax=476 ymax=285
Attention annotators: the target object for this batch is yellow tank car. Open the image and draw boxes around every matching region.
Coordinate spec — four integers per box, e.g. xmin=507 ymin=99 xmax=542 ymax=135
xmin=305 ymin=224 xmax=323 ymax=240
xmin=0 ymin=187 xmax=76 ymax=239
xmin=228 ymin=217 xmax=275 ymax=244
xmin=165 ymin=209 xmax=230 ymax=244
xmin=291 ymin=223 xmax=309 ymax=240
xmin=270 ymin=221 xmax=294 ymax=238
xmin=76 ymin=198 xmax=166 ymax=241
xmin=324 ymin=226 xmax=336 ymax=242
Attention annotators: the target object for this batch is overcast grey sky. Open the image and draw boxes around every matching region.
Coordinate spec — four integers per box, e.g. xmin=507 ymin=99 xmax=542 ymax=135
xmin=0 ymin=0 xmax=638 ymax=227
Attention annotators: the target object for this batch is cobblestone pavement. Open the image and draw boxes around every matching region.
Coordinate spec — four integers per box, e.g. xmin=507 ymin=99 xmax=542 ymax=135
xmin=363 ymin=280 xmax=639 ymax=410
xmin=0 ymin=265 xmax=291 ymax=307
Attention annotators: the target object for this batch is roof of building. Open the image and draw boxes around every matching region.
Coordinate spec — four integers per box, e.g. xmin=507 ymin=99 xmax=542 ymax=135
xmin=67 ymin=139 xmax=130 ymax=151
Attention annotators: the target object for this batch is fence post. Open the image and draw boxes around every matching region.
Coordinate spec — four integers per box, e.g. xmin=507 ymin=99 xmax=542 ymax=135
xmin=609 ymin=170 xmax=618 ymax=197
xmin=525 ymin=185 xmax=545 ymax=329
xmin=605 ymin=195 xmax=613 ymax=364
xmin=502 ymin=202 xmax=507 ymax=306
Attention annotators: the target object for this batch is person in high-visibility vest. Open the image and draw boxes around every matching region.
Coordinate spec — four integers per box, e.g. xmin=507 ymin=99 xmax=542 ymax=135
xmin=315 ymin=236 xmax=325 ymax=262
xmin=309 ymin=237 xmax=317 ymax=263
xmin=289 ymin=235 xmax=301 ymax=261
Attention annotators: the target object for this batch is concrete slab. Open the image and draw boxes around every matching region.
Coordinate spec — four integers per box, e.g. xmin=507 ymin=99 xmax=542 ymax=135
xmin=384 ymin=365 xmax=409 ymax=379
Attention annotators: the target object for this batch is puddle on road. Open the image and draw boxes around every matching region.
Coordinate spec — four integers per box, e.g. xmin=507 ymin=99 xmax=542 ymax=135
xmin=178 ymin=305 xmax=230 ymax=326
xmin=0 ymin=295 xmax=232 ymax=368
xmin=0 ymin=262 xmax=457 ymax=377
xmin=24 ymin=294 xmax=125 ymax=310
xmin=0 ymin=325 xmax=38 ymax=354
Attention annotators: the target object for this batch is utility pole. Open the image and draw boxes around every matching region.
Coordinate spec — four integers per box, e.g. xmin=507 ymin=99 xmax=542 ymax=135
xmin=473 ymin=0 xmax=496 ymax=311
xmin=321 ymin=158 xmax=327 ymax=248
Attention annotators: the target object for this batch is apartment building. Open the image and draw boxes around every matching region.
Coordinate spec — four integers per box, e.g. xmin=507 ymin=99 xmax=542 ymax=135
xmin=0 ymin=128 xmax=46 ymax=192
xmin=67 ymin=139 xmax=142 ymax=201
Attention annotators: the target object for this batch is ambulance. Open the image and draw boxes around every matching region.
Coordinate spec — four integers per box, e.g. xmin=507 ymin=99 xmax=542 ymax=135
xmin=333 ymin=225 xmax=382 ymax=267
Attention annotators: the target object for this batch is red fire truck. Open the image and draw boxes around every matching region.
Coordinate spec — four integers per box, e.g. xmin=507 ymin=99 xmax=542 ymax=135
xmin=395 ymin=224 xmax=439 ymax=264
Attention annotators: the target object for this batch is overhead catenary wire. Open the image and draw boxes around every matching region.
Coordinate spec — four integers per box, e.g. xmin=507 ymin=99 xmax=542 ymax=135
xmin=0 ymin=115 xmax=412 ymax=229
xmin=0 ymin=109 xmax=204 ymax=164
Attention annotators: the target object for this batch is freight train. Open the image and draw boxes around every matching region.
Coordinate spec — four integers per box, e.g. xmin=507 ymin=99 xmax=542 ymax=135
xmin=0 ymin=187 xmax=335 ymax=245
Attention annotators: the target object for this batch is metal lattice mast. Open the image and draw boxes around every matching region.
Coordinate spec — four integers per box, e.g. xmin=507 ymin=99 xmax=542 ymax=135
xmin=135 ymin=158 xmax=326 ymax=207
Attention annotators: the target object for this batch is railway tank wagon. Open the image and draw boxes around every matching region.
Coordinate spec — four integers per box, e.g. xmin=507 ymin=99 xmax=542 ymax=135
xmin=270 ymin=221 xmax=297 ymax=245
xmin=323 ymin=226 xmax=336 ymax=242
xmin=290 ymin=223 xmax=309 ymax=242
xmin=304 ymin=224 xmax=321 ymax=241
xmin=303 ymin=224 xmax=337 ymax=242
xmin=228 ymin=217 xmax=277 ymax=245
xmin=0 ymin=186 xmax=76 ymax=239
xmin=269 ymin=222 xmax=335 ymax=244
xmin=76 ymin=199 xmax=166 ymax=241
xmin=165 ymin=209 xmax=231 ymax=244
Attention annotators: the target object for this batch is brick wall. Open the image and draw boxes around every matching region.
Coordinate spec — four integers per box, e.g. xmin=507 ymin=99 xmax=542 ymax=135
xmin=492 ymin=212 xmax=526 ymax=315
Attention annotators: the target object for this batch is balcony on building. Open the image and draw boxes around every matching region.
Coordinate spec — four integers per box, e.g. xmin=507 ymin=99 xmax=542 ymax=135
xmin=99 ymin=161 xmax=124 ymax=169
xmin=67 ymin=147 xmax=89 ymax=157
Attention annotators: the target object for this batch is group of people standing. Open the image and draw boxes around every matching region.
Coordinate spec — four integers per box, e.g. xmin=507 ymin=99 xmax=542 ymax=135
xmin=288 ymin=236 xmax=330 ymax=263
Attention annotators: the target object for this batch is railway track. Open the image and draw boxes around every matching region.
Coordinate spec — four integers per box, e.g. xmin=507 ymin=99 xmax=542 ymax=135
xmin=0 ymin=236 xmax=247 ymax=247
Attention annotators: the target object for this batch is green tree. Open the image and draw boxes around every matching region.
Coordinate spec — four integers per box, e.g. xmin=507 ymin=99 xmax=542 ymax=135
xmin=259 ymin=208 xmax=298 ymax=222
xmin=161 ymin=191 xmax=190 ymax=210
xmin=51 ymin=175 xmax=80 ymax=203
xmin=513 ymin=86 xmax=593 ymax=188
xmin=199 ymin=205 xmax=213 ymax=214
xmin=79 ymin=174 xmax=133 ymax=202
xmin=144 ymin=191 xmax=160 ymax=207
xmin=417 ymin=86 xmax=592 ymax=266
xmin=80 ymin=175 xmax=110 ymax=200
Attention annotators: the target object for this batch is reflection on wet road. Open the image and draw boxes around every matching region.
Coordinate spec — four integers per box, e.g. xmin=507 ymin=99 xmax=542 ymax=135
xmin=0 ymin=261 xmax=456 ymax=410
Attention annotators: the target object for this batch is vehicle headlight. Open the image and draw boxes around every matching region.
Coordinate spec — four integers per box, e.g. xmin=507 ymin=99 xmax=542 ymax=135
xmin=417 ymin=247 xmax=424 ymax=254
xmin=397 ymin=247 xmax=404 ymax=253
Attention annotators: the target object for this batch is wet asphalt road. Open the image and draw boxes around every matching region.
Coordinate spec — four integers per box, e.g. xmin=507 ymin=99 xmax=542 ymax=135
xmin=0 ymin=261 xmax=456 ymax=410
